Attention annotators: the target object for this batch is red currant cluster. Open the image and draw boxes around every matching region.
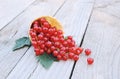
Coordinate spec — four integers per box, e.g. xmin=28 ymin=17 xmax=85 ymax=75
xmin=29 ymin=17 xmax=94 ymax=64
xmin=29 ymin=17 xmax=83 ymax=61
xmin=85 ymin=49 xmax=94 ymax=65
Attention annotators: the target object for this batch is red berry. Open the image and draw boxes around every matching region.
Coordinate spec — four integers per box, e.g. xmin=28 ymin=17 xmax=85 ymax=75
xmin=67 ymin=39 xmax=71 ymax=44
xmin=39 ymin=49 xmax=44 ymax=55
xmin=39 ymin=18 xmax=46 ymax=24
xmin=29 ymin=29 xmax=34 ymax=35
xmin=87 ymin=58 xmax=94 ymax=65
xmin=47 ymin=49 xmax=51 ymax=54
xmin=54 ymin=31 xmax=58 ymax=36
xmin=77 ymin=47 xmax=83 ymax=53
xmin=44 ymin=47 xmax=47 ymax=51
xmin=63 ymin=55 xmax=68 ymax=61
xmin=85 ymin=49 xmax=91 ymax=56
xmin=68 ymin=36 xmax=73 ymax=40
xmin=45 ymin=33 xmax=50 ymax=38
xmin=43 ymin=22 xmax=50 ymax=28
xmin=65 ymin=47 xmax=69 ymax=52
xmin=59 ymin=44 xmax=63 ymax=49
xmin=54 ymin=42 xmax=60 ymax=47
xmin=53 ymin=37 xmax=59 ymax=42
xmin=32 ymin=41 xmax=38 ymax=48
xmin=57 ymin=55 xmax=62 ymax=60
xmin=45 ymin=41 xmax=52 ymax=47
xmin=69 ymin=47 xmax=76 ymax=53
xmin=33 ymin=21 xmax=39 ymax=25
xmin=40 ymin=44 xmax=45 ymax=49
xmin=33 ymin=25 xmax=39 ymax=31
xmin=44 ymin=37 xmax=48 ymax=42
xmin=59 ymin=37 xmax=64 ymax=43
xmin=50 ymin=46 xmax=56 ymax=52
xmin=31 ymin=38 xmax=36 ymax=41
xmin=38 ymin=34 xmax=43 ymax=40
xmin=31 ymin=32 xmax=36 ymax=38
xmin=68 ymin=52 xmax=74 ymax=59
xmin=58 ymin=34 xmax=63 ymax=38
xmin=60 ymin=47 xmax=66 ymax=51
xmin=63 ymin=41 xmax=68 ymax=47
xmin=59 ymin=51 xmax=65 ymax=56
xmin=37 ymin=40 xmax=45 ymax=45
xmin=75 ymin=50 xmax=81 ymax=55
xmin=42 ymin=27 xmax=48 ymax=33
xmin=48 ymin=28 xmax=54 ymax=35
xmin=35 ymin=48 xmax=40 ymax=56
xmin=53 ymin=50 xmax=58 ymax=56
xmin=73 ymin=55 xmax=79 ymax=61
xmin=38 ymin=27 xmax=42 ymax=32
xmin=69 ymin=42 xmax=75 ymax=47
xmin=57 ymin=30 xmax=63 ymax=35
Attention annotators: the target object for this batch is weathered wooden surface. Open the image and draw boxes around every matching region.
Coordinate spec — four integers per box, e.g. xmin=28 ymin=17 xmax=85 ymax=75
xmin=72 ymin=0 xmax=120 ymax=79
xmin=0 ymin=0 xmax=120 ymax=79
xmin=0 ymin=0 xmax=36 ymax=30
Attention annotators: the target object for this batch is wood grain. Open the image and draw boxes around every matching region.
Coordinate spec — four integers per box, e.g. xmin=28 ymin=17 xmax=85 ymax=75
xmin=71 ymin=1 xmax=120 ymax=79
xmin=0 ymin=0 xmax=65 ymax=79
xmin=0 ymin=0 xmax=36 ymax=30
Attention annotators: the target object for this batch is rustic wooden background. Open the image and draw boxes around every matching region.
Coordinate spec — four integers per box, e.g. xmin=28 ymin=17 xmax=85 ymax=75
xmin=0 ymin=0 xmax=120 ymax=79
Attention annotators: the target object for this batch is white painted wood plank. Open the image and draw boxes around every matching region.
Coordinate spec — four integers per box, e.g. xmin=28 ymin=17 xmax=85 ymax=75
xmin=28 ymin=0 xmax=94 ymax=79
xmin=0 ymin=0 xmax=65 ymax=79
xmin=0 ymin=0 xmax=35 ymax=30
xmin=71 ymin=1 xmax=120 ymax=79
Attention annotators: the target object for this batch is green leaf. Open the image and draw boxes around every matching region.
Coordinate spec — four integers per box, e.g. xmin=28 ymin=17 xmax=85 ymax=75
xmin=37 ymin=53 xmax=58 ymax=69
xmin=13 ymin=37 xmax=31 ymax=51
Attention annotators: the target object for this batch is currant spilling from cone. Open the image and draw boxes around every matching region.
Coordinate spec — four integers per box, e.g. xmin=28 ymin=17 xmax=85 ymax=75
xmin=29 ymin=16 xmax=94 ymax=64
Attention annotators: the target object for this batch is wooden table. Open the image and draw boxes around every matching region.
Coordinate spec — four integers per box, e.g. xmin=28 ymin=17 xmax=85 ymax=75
xmin=0 ymin=0 xmax=120 ymax=79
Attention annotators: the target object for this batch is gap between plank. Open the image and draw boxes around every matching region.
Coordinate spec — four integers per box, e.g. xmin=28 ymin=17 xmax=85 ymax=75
xmin=5 ymin=47 xmax=30 ymax=79
xmin=53 ymin=0 xmax=67 ymax=16
xmin=69 ymin=2 xmax=95 ymax=79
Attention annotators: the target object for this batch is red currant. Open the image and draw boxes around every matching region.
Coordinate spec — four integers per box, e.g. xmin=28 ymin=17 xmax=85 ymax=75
xmin=57 ymin=54 xmax=62 ymax=60
xmin=42 ymin=27 xmax=48 ymax=33
xmin=77 ymin=47 xmax=83 ymax=53
xmin=31 ymin=32 xmax=36 ymax=38
xmin=75 ymin=50 xmax=81 ymax=55
xmin=39 ymin=18 xmax=46 ymax=24
xmin=34 ymin=48 xmax=40 ymax=56
xmin=40 ymin=44 xmax=45 ymax=49
xmin=33 ymin=25 xmax=39 ymax=31
xmin=38 ymin=34 xmax=43 ymax=40
xmin=87 ymin=57 xmax=94 ymax=65
xmin=32 ymin=41 xmax=38 ymax=48
xmin=68 ymin=36 xmax=73 ymax=40
xmin=33 ymin=21 xmax=39 ymax=25
xmin=53 ymin=50 xmax=58 ymax=56
xmin=85 ymin=49 xmax=91 ymax=56
xmin=68 ymin=52 xmax=74 ymax=59
xmin=43 ymin=21 xmax=50 ymax=28
xmin=57 ymin=30 xmax=63 ymax=35
xmin=50 ymin=46 xmax=56 ymax=52
xmin=63 ymin=55 xmax=68 ymax=61
xmin=73 ymin=55 xmax=79 ymax=61
xmin=39 ymin=49 xmax=44 ymax=55
xmin=59 ymin=51 xmax=65 ymax=56
xmin=47 ymin=49 xmax=51 ymax=54
xmin=45 ymin=41 xmax=52 ymax=47
xmin=38 ymin=27 xmax=42 ymax=32
xmin=63 ymin=41 xmax=68 ymax=47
